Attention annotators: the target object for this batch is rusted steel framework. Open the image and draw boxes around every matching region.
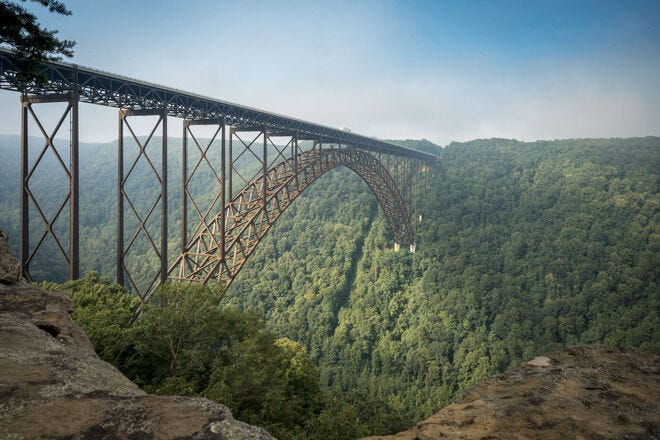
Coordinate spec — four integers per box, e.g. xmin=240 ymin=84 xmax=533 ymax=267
xmin=117 ymin=109 xmax=168 ymax=299
xmin=170 ymin=133 xmax=419 ymax=290
xmin=181 ymin=119 xmax=226 ymax=260
xmin=19 ymin=92 xmax=79 ymax=282
xmin=0 ymin=49 xmax=437 ymax=295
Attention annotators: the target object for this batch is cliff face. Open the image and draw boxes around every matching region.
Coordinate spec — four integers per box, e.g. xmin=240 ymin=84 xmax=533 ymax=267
xmin=0 ymin=231 xmax=274 ymax=440
xmin=364 ymin=345 xmax=659 ymax=440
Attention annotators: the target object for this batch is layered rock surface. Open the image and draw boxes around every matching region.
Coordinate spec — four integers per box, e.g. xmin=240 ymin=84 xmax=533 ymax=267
xmin=0 ymin=231 xmax=274 ymax=440
xmin=364 ymin=345 xmax=659 ymax=440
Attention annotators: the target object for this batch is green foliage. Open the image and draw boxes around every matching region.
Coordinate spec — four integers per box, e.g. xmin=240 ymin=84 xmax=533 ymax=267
xmin=131 ymin=282 xmax=227 ymax=381
xmin=40 ymin=272 xmax=138 ymax=363
xmin=52 ymin=277 xmax=396 ymax=439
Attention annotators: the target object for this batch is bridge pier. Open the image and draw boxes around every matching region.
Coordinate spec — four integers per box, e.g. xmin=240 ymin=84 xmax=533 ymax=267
xmin=117 ymin=108 xmax=167 ymax=298
xmin=19 ymin=91 xmax=79 ymax=282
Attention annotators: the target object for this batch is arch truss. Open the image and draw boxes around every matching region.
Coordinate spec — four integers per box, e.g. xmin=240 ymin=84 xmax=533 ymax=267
xmin=169 ymin=126 xmax=431 ymax=291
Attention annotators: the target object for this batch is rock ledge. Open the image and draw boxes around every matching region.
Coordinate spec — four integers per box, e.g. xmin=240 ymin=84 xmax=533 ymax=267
xmin=364 ymin=345 xmax=659 ymax=439
xmin=0 ymin=232 xmax=274 ymax=440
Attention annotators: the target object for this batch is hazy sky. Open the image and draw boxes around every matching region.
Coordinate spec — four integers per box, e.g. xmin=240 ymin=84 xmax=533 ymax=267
xmin=1 ymin=0 xmax=659 ymax=146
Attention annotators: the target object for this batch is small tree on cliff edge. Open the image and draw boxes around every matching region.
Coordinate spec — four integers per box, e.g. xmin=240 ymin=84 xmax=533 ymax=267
xmin=0 ymin=0 xmax=75 ymax=87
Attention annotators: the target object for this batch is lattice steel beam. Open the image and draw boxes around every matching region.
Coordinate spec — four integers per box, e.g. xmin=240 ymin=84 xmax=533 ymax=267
xmin=0 ymin=48 xmax=436 ymax=163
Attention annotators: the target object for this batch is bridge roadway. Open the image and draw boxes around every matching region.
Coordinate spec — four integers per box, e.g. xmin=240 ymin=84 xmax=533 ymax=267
xmin=0 ymin=48 xmax=437 ymax=298
xmin=0 ymin=48 xmax=435 ymax=162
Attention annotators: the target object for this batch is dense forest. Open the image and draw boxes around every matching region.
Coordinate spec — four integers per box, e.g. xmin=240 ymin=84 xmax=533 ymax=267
xmin=0 ymin=135 xmax=658 ymax=438
xmin=227 ymin=136 xmax=659 ymax=420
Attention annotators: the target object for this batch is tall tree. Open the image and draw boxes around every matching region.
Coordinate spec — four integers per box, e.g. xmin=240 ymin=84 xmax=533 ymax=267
xmin=0 ymin=0 xmax=75 ymax=87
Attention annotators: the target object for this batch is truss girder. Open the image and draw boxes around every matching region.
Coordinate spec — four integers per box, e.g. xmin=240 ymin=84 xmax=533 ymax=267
xmin=169 ymin=147 xmax=414 ymax=292
xmin=0 ymin=48 xmax=436 ymax=163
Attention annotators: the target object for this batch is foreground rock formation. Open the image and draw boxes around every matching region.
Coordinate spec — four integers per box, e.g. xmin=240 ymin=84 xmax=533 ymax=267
xmin=364 ymin=345 xmax=659 ymax=440
xmin=0 ymin=231 xmax=274 ymax=439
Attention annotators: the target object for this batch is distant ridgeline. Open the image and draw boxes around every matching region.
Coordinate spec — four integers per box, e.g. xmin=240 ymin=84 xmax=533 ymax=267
xmin=0 ymin=135 xmax=657 ymax=420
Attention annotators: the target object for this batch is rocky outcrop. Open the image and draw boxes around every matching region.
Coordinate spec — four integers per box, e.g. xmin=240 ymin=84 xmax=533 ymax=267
xmin=0 ymin=231 xmax=20 ymax=285
xmin=0 ymin=231 xmax=274 ymax=439
xmin=364 ymin=345 xmax=659 ymax=440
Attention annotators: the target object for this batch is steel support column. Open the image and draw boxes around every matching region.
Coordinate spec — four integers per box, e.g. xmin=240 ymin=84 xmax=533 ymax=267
xmin=70 ymin=92 xmax=79 ymax=279
xmin=117 ymin=108 xmax=167 ymax=297
xmin=293 ymin=135 xmax=299 ymax=188
xmin=117 ymin=111 xmax=124 ymax=286
xmin=182 ymin=121 xmax=187 ymax=253
xmin=228 ymin=127 xmax=233 ymax=199
xmin=161 ymin=115 xmax=168 ymax=284
xmin=221 ymin=124 xmax=226 ymax=264
xmin=262 ymin=128 xmax=267 ymax=210
xmin=20 ymin=96 xmax=28 ymax=279
xmin=19 ymin=92 xmax=79 ymax=281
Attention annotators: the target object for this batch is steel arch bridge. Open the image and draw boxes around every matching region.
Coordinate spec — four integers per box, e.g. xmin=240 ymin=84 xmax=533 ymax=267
xmin=0 ymin=48 xmax=437 ymax=300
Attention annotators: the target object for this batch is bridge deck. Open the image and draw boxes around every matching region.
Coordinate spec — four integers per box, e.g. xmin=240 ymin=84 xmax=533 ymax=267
xmin=0 ymin=48 xmax=436 ymax=162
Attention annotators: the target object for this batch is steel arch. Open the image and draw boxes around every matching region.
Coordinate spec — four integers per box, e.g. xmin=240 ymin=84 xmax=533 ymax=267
xmin=169 ymin=147 xmax=413 ymax=292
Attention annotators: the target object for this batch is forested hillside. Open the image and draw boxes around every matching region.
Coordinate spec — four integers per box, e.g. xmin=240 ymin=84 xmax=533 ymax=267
xmin=0 ymin=135 xmax=658 ymax=429
xmin=227 ymin=137 xmax=659 ymax=419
